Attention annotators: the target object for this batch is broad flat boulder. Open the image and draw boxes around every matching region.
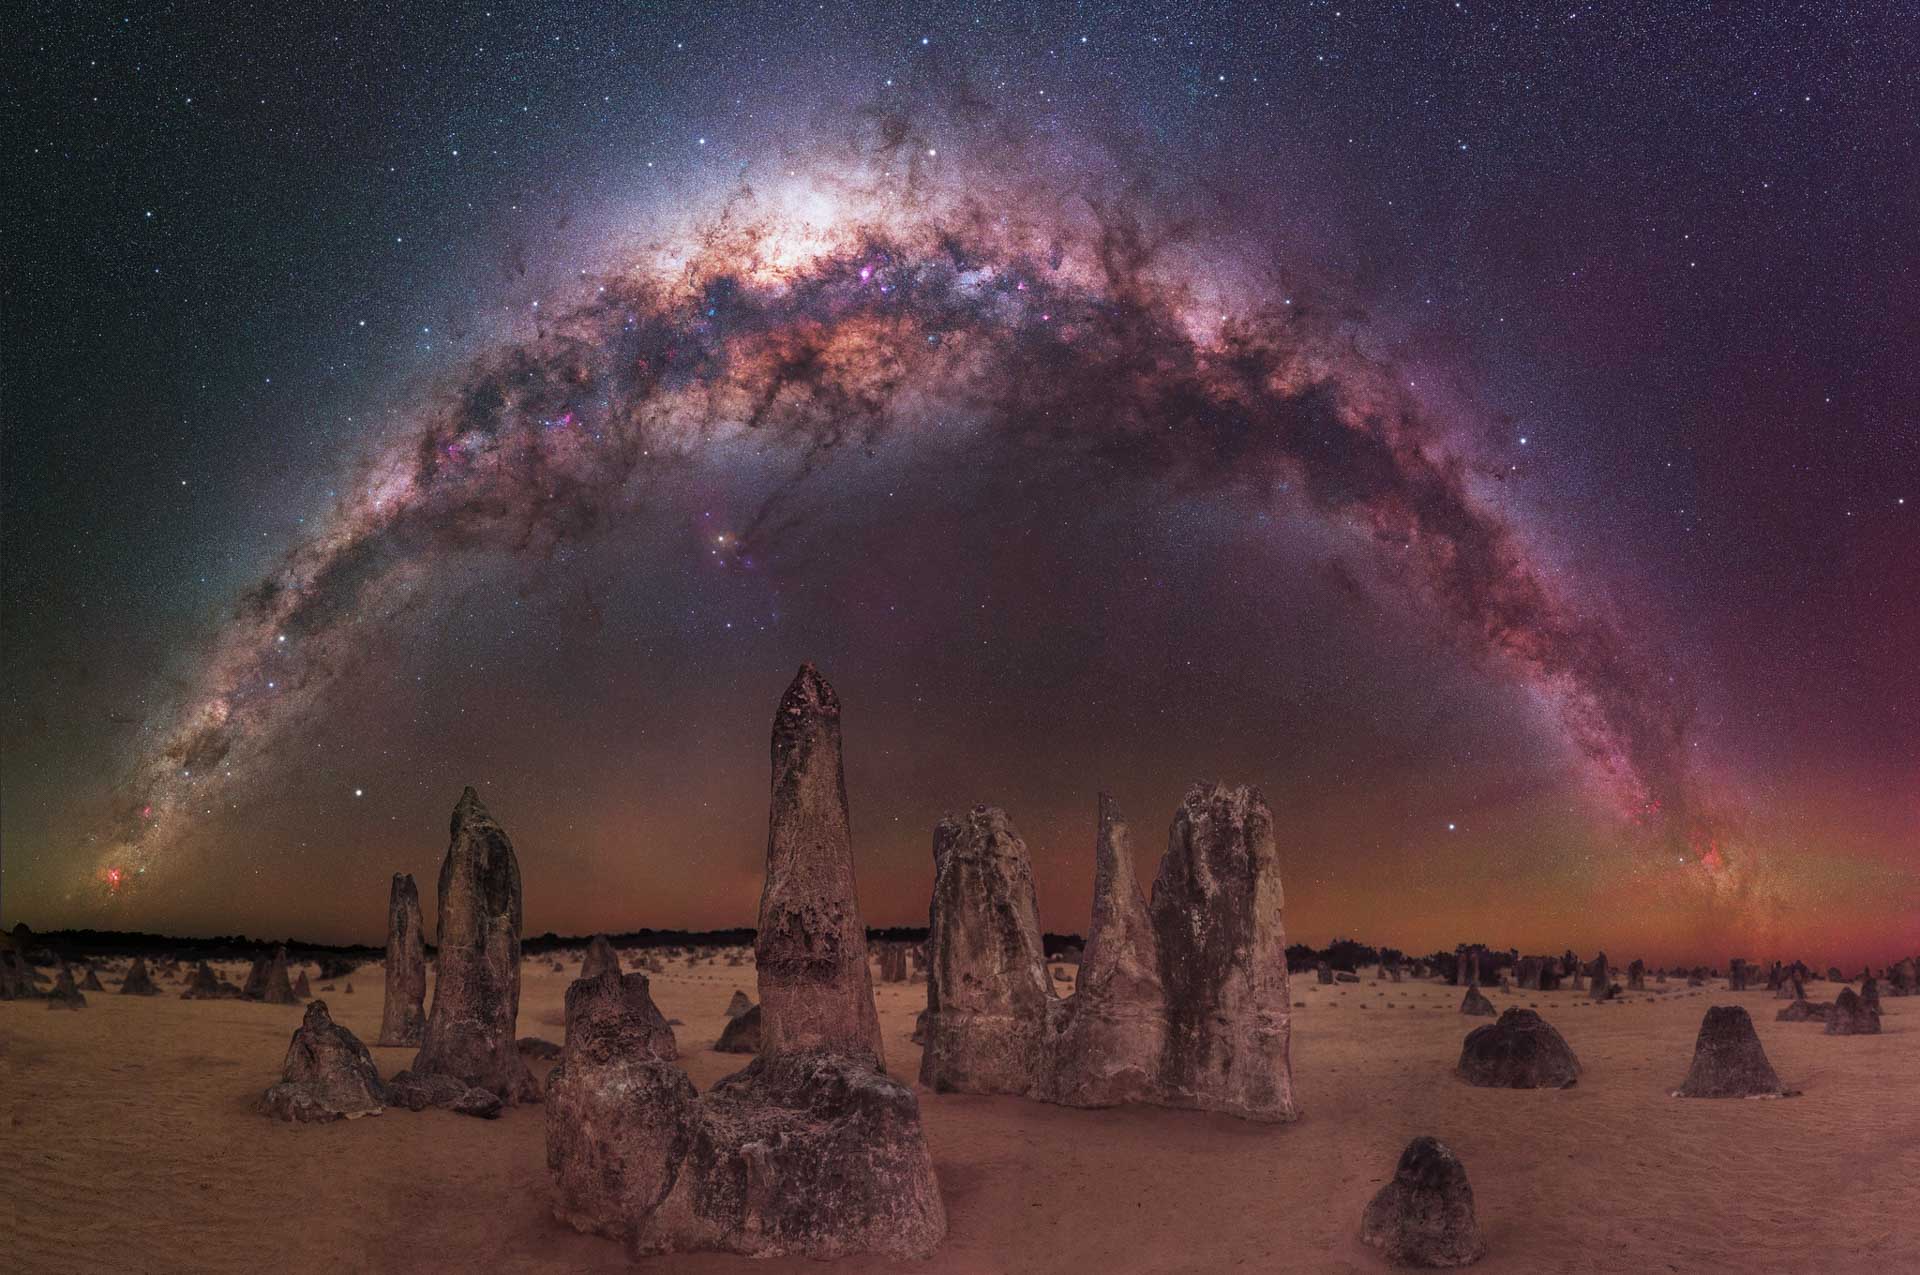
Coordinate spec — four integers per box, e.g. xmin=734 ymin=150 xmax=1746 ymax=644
xmin=581 ymin=935 xmax=622 ymax=981
xmin=627 ymin=1052 xmax=945 ymax=1261
xmin=1675 ymin=1006 xmax=1789 ymax=1097
xmin=1049 ymin=795 xmax=1164 ymax=1107
xmin=1776 ymin=1000 xmax=1832 ymax=1023
xmin=1826 ymin=988 xmax=1881 ymax=1036
xmin=259 ymin=1001 xmax=387 ymax=1122
xmin=754 ymin=664 xmax=885 ymax=1061
xmin=920 ymin=805 xmax=1052 ymax=1095
xmin=120 ymin=955 xmax=160 ymax=996
xmin=1359 ymin=1136 xmax=1486 ymax=1267
xmin=411 ymin=788 xmax=539 ymax=1104
xmin=379 ymin=872 xmax=428 ymax=1047
xmin=1149 ymin=783 xmax=1298 ymax=1121
xmin=1460 ymin=987 xmax=1496 ymax=1017
xmin=1459 ymin=1009 xmax=1580 ymax=1089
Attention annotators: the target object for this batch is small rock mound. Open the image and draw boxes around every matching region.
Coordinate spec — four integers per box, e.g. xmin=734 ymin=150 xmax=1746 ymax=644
xmin=1825 ymin=988 xmax=1881 ymax=1036
xmin=119 ymin=955 xmax=160 ymax=996
xmin=181 ymin=961 xmax=243 ymax=1000
xmin=1458 ymin=1009 xmax=1580 ymax=1089
xmin=1675 ymin=1007 xmax=1790 ymax=1098
xmin=714 ymin=1003 xmax=761 ymax=1053
xmin=46 ymin=967 xmax=87 ymax=1010
xmin=79 ymin=966 xmax=105 ymax=992
xmin=1459 ymin=987 xmax=1496 ymax=1017
xmin=1358 ymin=1136 xmax=1486 ymax=1268
xmin=724 ymin=989 xmax=752 ymax=1020
xmin=259 ymin=1001 xmax=387 ymax=1122
xmin=1776 ymin=999 xmax=1831 ymax=1023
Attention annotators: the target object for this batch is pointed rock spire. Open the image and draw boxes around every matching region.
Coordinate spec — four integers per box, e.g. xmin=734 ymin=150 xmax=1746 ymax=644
xmin=1149 ymin=783 xmax=1299 ymax=1121
xmin=379 ymin=872 xmax=428 ymax=1046
xmin=1050 ymin=794 xmax=1164 ymax=1106
xmin=754 ymin=663 xmax=883 ymax=1062
xmin=411 ymin=787 xmax=538 ymax=1103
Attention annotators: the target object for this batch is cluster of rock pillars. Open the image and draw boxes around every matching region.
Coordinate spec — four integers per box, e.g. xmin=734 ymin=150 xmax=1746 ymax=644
xmin=200 ymin=664 xmax=1906 ymax=1267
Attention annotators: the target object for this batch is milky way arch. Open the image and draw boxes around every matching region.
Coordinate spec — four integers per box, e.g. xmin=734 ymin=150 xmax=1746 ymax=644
xmin=93 ymin=129 xmax=1718 ymax=899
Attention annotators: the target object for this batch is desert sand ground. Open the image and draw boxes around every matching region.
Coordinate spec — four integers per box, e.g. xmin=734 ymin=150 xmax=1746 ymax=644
xmin=3 ymin=956 xmax=1915 ymax=1274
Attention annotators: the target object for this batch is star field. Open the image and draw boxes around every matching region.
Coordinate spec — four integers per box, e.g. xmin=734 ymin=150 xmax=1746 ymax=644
xmin=3 ymin=1 xmax=1915 ymax=966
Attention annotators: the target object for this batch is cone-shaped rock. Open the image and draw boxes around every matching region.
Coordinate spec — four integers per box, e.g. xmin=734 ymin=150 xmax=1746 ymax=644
xmin=46 ymin=967 xmax=87 ymax=1010
xmin=1826 ymin=988 xmax=1881 ymax=1035
xmin=1459 ymin=1009 xmax=1581 ymax=1088
xmin=1148 ymin=783 xmax=1298 ymax=1121
xmin=293 ymin=970 xmax=311 ymax=998
xmin=1676 ymin=1006 xmax=1789 ymax=1097
xmin=1359 ymin=1136 xmax=1487 ymax=1268
xmin=411 ymin=788 xmax=538 ymax=1104
xmin=920 ymin=805 xmax=1052 ymax=1095
xmin=581 ymin=935 xmax=621 ymax=981
xmin=1050 ymin=794 xmax=1165 ymax=1107
xmin=754 ymin=664 xmax=884 ymax=1062
xmin=79 ymin=965 xmax=104 ymax=992
xmin=714 ymin=1003 xmax=761 ymax=1053
xmin=1460 ymin=986 xmax=1496 ymax=1017
xmin=379 ymin=872 xmax=428 ymax=1047
xmin=724 ymin=990 xmax=752 ymax=1019
xmin=181 ymin=960 xmax=242 ymax=999
xmin=252 ymin=945 xmax=298 ymax=1005
xmin=1861 ymin=978 xmax=1882 ymax=1013
xmin=0 ymin=950 xmax=41 ymax=999
xmin=1627 ymin=959 xmax=1645 ymax=991
xmin=260 ymin=1000 xmax=387 ymax=1122
xmin=119 ymin=955 xmax=159 ymax=996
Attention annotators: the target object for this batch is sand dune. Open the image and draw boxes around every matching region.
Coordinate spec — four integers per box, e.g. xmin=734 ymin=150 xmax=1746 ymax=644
xmin=3 ymin=958 xmax=1914 ymax=1273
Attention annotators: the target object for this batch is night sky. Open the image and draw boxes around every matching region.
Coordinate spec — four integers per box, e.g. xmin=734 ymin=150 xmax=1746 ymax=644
xmin=5 ymin=2 xmax=1915 ymax=965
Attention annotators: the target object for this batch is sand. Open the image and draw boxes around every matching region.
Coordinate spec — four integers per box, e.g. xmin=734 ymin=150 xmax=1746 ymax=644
xmin=3 ymin=959 xmax=1915 ymax=1273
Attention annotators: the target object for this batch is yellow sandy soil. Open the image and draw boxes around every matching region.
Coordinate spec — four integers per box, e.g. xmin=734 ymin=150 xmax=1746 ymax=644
xmin=3 ymin=957 xmax=1915 ymax=1273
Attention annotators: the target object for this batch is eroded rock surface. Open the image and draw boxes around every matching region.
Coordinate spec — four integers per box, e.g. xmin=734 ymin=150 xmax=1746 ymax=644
xmin=1359 ymin=1136 xmax=1486 ymax=1268
xmin=1676 ymin=1006 xmax=1789 ymax=1098
xmin=259 ymin=1001 xmax=387 ymax=1122
xmin=1459 ymin=1009 xmax=1580 ymax=1089
xmin=379 ymin=872 xmax=428 ymax=1047
xmin=410 ymin=788 xmax=538 ymax=1104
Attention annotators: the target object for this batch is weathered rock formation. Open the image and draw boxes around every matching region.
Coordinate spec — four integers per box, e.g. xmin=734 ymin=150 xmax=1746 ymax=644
xmin=1776 ymin=999 xmax=1831 ymax=1023
xmin=753 ymin=664 xmax=885 ymax=1062
xmin=920 ymin=784 xmax=1297 ymax=1122
xmin=724 ymin=989 xmax=753 ymax=1019
xmin=1317 ymin=960 xmax=1334 ymax=985
xmin=78 ymin=965 xmax=105 ymax=992
xmin=1048 ymin=794 xmax=1164 ymax=1108
xmin=46 ymin=967 xmax=87 ymax=1010
xmin=1675 ymin=1006 xmax=1789 ymax=1098
xmin=581 ymin=934 xmax=621 ymax=981
xmin=1825 ymin=988 xmax=1881 ymax=1036
xmin=259 ymin=1001 xmax=387 ymax=1122
xmin=243 ymin=945 xmax=298 ymax=1004
xmin=410 ymin=788 xmax=539 ymax=1104
xmin=380 ymin=872 xmax=428 ymax=1047
xmin=181 ymin=960 xmax=242 ymax=999
xmin=1459 ymin=1009 xmax=1581 ymax=1088
xmin=1861 ymin=978 xmax=1882 ymax=1013
xmin=119 ymin=955 xmax=159 ymax=996
xmin=714 ymin=1004 xmax=762 ymax=1053
xmin=1358 ymin=1136 xmax=1486 ymax=1268
xmin=1 ymin=949 xmax=43 ymax=999
xmin=292 ymin=970 xmax=312 ymax=999
xmin=1627 ymin=959 xmax=1645 ymax=991
xmin=919 ymin=805 xmax=1052 ymax=1095
xmin=1460 ymin=986 xmax=1496 ymax=1017
xmin=542 ymin=664 xmax=945 ymax=1260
